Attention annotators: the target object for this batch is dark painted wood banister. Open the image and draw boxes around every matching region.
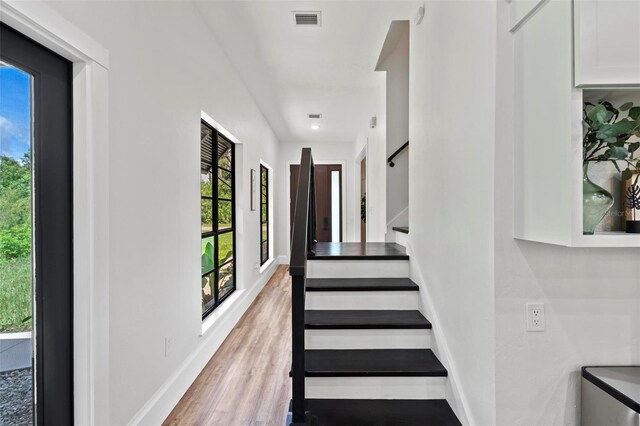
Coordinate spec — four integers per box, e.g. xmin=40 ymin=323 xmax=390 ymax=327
xmin=387 ymin=140 xmax=409 ymax=167
xmin=289 ymin=148 xmax=316 ymax=425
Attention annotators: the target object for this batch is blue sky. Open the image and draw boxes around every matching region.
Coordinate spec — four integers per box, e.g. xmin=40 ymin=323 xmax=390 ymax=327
xmin=0 ymin=65 xmax=31 ymax=161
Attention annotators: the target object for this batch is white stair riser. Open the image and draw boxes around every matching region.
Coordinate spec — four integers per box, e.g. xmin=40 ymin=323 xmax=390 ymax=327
xmin=307 ymin=260 xmax=409 ymax=278
xmin=305 ymin=329 xmax=431 ymax=349
xmin=305 ymin=376 xmax=446 ymax=399
xmin=394 ymin=231 xmax=409 ymax=248
xmin=305 ymin=291 xmax=419 ymax=310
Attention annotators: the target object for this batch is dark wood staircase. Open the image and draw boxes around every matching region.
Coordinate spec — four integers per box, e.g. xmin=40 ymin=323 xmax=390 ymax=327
xmin=288 ymin=149 xmax=460 ymax=425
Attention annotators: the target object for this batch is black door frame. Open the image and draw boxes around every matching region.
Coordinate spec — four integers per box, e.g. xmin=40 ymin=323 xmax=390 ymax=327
xmin=1 ymin=23 xmax=74 ymax=425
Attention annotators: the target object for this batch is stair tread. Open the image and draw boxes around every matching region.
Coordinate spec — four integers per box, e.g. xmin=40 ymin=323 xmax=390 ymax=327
xmin=289 ymin=399 xmax=461 ymax=426
xmin=306 ymin=278 xmax=419 ymax=292
xmin=392 ymin=226 xmax=409 ymax=234
xmin=305 ymin=310 xmax=432 ymax=329
xmin=308 ymin=242 xmax=409 ymax=260
xmin=304 ymin=349 xmax=447 ymax=377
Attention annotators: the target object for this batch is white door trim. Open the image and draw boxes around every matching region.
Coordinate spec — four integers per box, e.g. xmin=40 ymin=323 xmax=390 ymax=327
xmin=1 ymin=2 xmax=110 ymax=424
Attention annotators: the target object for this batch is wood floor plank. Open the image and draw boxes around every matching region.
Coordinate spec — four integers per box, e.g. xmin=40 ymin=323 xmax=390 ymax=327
xmin=163 ymin=265 xmax=292 ymax=426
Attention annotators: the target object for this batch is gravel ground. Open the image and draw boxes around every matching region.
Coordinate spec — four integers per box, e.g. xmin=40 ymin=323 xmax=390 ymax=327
xmin=0 ymin=368 xmax=33 ymax=425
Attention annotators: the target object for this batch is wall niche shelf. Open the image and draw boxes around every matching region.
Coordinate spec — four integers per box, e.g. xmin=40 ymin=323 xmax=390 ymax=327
xmin=511 ymin=0 xmax=640 ymax=249
xmin=570 ymin=233 xmax=640 ymax=249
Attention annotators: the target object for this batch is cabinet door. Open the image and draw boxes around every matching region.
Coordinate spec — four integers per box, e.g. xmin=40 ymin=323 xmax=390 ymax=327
xmin=574 ymin=0 xmax=640 ymax=86
xmin=513 ymin=0 xmax=577 ymax=245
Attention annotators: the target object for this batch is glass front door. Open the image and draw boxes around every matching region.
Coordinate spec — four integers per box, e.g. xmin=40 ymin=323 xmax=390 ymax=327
xmin=0 ymin=23 xmax=73 ymax=425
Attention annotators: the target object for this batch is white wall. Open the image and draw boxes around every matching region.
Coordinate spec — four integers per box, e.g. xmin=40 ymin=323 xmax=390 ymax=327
xmin=495 ymin=2 xmax=640 ymax=425
xmin=277 ymin=140 xmax=358 ymax=258
xmin=408 ymin=2 xmax=497 ymax=425
xmin=354 ymin=74 xmax=388 ymax=242
xmin=45 ymin=2 xmax=281 ymax=424
xmin=378 ymin=23 xmax=410 ymax=236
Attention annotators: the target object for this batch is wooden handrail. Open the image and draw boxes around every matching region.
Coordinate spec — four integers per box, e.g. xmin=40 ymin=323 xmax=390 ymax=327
xmin=387 ymin=140 xmax=409 ymax=167
xmin=289 ymin=147 xmax=315 ymax=425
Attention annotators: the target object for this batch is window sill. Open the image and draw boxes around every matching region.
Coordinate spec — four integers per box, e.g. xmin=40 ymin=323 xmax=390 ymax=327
xmin=200 ymin=289 xmax=245 ymax=337
xmin=259 ymin=258 xmax=275 ymax=274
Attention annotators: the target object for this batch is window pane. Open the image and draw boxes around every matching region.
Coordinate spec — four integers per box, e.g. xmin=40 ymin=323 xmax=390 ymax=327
xmin=218 ymin=153 xmax=231 ymax=171
xmin=201 ymin=198 xmax=212 ymax=233
xmin=202 ymin=272 xmax=215 ymax=310
xmin=218 ymin=137 xmax=232 ymax=170
xmin=218 ymin=173 xmax=232 ymax=199
xmin=331 ymin=170 xmax=340 ymax=242
xmin=261 ymin=168 xmax=267 ymax=187
xmin=201 ymin=123 xmax=213 ymax=176
xmin=218 ymin=200 xmax=232 ymax=230
xmin=261 ymin=202 xmax=267 ymax=221
xmin=218 ymin=232 xmax=234 ymax=265
xmin=261 ymin=241 xmax=268 ymax=263
xmin=201 ymin=237 xmax=215 ymax=274
xmin=0 ymin=63 xmax=35 ymax=421
xmin=261 ymin=223 xmax=267 ymax=243
xmin=218 ymin=168 xmax=232 ymax=198
xmin=201 ymin=172 xmax=212 ymax=196
xmin=218 ymin=261 xmax=234 ymax=299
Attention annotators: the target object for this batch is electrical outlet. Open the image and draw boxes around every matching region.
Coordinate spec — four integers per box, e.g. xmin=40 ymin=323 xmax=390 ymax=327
xmin=165 ymin=336 xmax=173 ymax=357
xmin=526 ymin=303 xmax=545 ymax=332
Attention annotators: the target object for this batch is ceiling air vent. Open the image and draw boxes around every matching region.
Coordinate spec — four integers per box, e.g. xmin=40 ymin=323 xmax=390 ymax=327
xmin=293 ymin=11 xmax=321 ymax=26
xmin=308 ymin=113 xmax=322 ymax=119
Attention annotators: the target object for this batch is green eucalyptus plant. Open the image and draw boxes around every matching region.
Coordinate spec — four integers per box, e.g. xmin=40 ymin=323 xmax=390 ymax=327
xmin=583 ymin=101 xmax=640 ymax=184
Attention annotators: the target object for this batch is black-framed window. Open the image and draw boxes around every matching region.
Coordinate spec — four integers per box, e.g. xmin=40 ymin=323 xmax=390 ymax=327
xmin=260 ymin=164 xmax=269 ymax=265
xmin=201 ymin=120 xmax=236 ymax=318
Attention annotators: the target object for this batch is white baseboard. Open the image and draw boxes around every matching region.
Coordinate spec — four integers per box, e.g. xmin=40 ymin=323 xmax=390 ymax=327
xmin=405 ymin=241 xmax=471 ymax=426
xmin=126 ymin=260 xmax=280 ymax=426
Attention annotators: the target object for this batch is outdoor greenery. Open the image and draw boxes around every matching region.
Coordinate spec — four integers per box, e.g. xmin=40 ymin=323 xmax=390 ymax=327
xmin=200 ymin=171 xmax=233 ymax=231
xmin=0 ymin=257 xmax=32 ymax=332
xmin=583 ymin=101 xmax=640 ymax=184
xmin=0 ymin=155 xmax=32 ymax=332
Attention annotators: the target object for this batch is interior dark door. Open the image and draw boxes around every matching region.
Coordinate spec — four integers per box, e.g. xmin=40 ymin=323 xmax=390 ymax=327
xmin=290 ymin=164 xmax=342 ymax=243
xmin=1 ymin=23 xmax=74 ymax=425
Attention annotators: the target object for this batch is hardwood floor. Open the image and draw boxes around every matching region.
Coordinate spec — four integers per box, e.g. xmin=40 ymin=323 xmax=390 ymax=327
xmin=163 ymin=265 xmax=292 ymax=426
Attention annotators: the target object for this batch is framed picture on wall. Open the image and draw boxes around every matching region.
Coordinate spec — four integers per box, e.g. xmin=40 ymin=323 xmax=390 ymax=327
xmin=250 ymin=168 xmax=257 ymax=211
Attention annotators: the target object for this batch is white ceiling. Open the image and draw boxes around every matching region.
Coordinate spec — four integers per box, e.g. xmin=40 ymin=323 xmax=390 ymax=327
xmin=196 ymin=1 xmax=417 ymax=144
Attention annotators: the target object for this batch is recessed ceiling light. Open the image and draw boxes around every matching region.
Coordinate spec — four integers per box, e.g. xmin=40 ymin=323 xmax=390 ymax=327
xmin=311 ymin=124 xmax=320 ymax=130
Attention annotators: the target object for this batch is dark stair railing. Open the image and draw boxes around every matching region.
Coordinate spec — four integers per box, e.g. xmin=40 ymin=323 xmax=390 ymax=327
xmin=289 ymin=148 xmax=316 ymax=425
xmin=387 ymin=140 xmax=409 ymax=167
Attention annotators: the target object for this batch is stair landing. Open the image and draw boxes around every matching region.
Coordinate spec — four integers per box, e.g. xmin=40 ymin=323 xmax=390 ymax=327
xmin=392 ymin=226 xmax=409 ymax=234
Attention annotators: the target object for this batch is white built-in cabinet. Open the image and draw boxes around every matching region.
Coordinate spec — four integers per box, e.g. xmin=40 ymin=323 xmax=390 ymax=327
xmin=511 ymin=0 xmax=640 ymax=247
xmin=574 ymin=0 xmax=640 ymax=87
